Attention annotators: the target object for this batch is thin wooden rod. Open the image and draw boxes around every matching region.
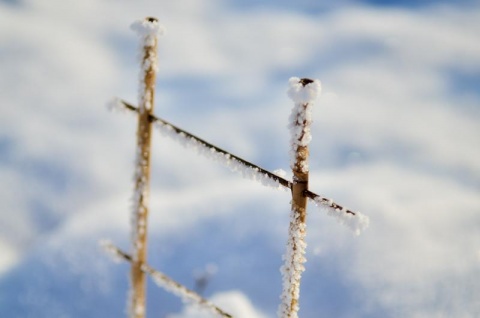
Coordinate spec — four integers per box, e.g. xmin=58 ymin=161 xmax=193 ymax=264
xmin=130 ymin=17 xmax=160 ymax=318
xmin=103 ymin=243 xmax=233 ymax=318
xmin=117 ymin=100 xmax=357 ymax=216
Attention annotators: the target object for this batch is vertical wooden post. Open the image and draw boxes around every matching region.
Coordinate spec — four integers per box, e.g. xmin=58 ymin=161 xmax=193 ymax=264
xmin=288 ymin=106 xmax=309 ymax=317
xmin=279 ymin=77 xmax=321 ymax=318
xmin=130 ymin=17 xmax=163 ymax=318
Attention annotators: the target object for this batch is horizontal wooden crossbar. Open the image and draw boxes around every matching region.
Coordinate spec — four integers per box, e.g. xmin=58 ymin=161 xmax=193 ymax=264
xmin=102 ymin=242 xmax=233 ymax=318
xmin=117 ymin=100 xmax=357 ymax=216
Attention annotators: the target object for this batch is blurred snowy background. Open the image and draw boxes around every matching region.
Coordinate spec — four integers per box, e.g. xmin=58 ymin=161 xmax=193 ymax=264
xmin=1 ymin=0 xmax=479 ymax=317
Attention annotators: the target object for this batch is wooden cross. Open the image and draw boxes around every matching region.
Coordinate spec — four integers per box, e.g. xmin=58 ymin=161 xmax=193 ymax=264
xmin=104 ymin=17 xmax=369 ymax=318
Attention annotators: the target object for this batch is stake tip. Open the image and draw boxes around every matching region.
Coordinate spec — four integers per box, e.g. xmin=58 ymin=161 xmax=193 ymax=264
xmin=299 ymin=78 xmax=314 ymax=87
xmin=287 ymin=77 xmax=321 ymax=104
xmin=146 ymin=16 xmax=158 ymax=23
xmin=131 ymin=17 xmax=166 ymax=37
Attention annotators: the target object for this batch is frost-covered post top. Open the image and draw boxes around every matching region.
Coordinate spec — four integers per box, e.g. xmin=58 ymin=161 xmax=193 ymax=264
xmin=279 ymin=77 xmax=321 ymax=318
xmin=131 ymin=17 xmax=165 ymax=113
xmin=130 ymin=17 xmax=166 ymax=45
xmin=288 ymin=77 xmax=321 ymax=175
xmin=287 ymin=77 xmax=321 ymax=105
xmin=129 ymin=17 xmax=166 ymax=318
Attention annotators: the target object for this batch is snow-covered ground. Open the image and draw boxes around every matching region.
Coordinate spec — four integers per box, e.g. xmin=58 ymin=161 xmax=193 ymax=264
xmin=1 ymin=0 xmax=479 ymax=317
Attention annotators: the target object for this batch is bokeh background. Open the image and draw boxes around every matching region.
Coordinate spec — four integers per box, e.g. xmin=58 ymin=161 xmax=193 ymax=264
xmin=1 ymin=0 xmax=479 ymax=317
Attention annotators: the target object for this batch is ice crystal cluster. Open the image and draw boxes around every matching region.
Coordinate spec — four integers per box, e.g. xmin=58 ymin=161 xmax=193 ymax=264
xmin=154 ymin=122 xmax=288 ymax=191
xmin=129 ymin=17 xmax=165 ymax=258
xmin=131 ymin=152 xmax=149 ymax=254
xmin=101 ymin=241 xmax=230 ymax=317
xmin=100 ymin=240 xmax=125 ymax=263
xmin=312 ymin=197 xmax=370 ymax=235
xmin=108 ymin=97 xmax=369 ymax=235
xmin=131 ymin=18 xmax=165 ymax=112
xmin=107 ymin=97 xmax=129 ymax=113
xmin=278 ymin=207 xmax=307 ymax=318
xmin=146 ymin=265 xmax=229 ymax=317
xmin=107 ymin=97 xmax=288 ymax=191
xmin=130 ymin=17 xmax=166 ymax=48
xmin=287 ymin=77 xmax=321 ymax=174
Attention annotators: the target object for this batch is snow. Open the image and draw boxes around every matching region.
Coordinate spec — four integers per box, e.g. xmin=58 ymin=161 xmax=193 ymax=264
xmin=0 ymin=239 xmax=19 ymax=275
xmin=278 ymin=208 xmax=307 ymax=318
xmin=170 ymin=291 xmax=268 ymax=318
xmin=3 ymin=2 xmax=479 ymax=317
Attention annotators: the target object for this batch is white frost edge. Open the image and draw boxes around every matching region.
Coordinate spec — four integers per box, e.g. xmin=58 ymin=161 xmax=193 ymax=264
xmin=287 ymin=77 xmax=321 ymax=173
xmin=273 ymin=169 xmax=287 ymax=178
xmin=130 ymin=18 xmax=166 ymax=40
xmin=287 ymin=77 xmax=321 ymax=105
xmin=107 ymin=97 xmax=129 ymax=113
xmin=155 ymin=121 xmax=288 ymax=192
xmin=131 ymin=155 xmax=149 ymax=258
xmin=100 ymin=241 xmax=227 ymax=317
xmin=132 ymin=18 xmax=164 ymax=113
xmin=278 ymin=209 xmax=307 ymax=318
xmin=144 ymin=265 xmax=229 ymax=318
xmin=129 ymin=17 xmax=164 ymax=263
xmin=311 ymin=197 xmax=370 ymax=235
xmin=109 ymin=100 xmax=369 ymax=235
xmin=100 ymin=240 xmax=125 ymax=263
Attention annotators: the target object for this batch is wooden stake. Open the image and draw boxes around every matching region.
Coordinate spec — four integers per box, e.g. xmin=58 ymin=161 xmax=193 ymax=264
xmin=286 ymin=109 xmax=310 ymax=317
xmin=101 ymin=241 xmax=233 ymax=318
xmin=115 ymin=99 xmax=362 ymax=218
xmin=280 ymin=77 xmax=319 ymax=318
xmin=130 ymin=17 xmax=161 ymax=318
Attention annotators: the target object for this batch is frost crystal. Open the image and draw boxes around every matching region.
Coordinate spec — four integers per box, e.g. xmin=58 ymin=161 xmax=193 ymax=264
xmin=107 ymin=97 xmax=128 ymax=113
xmin=100 ymin=240 xmax=124 ymax=263
xmin=112 ymin=99 xmax=369 ymax=235
xmin=273 ymin=169 xmax=287 ymax=178
xmin=287 ymin=77 xmax=321 ymax=174
xmin=145 ymin=264 xmax=230 ymax=317
xmin=131 ymin=17 xmax=165 ymax=113
xmin=287 ymin=77 xmax=321 ymax=105
xmin=130 ymin=17 xmax=166 ymax=41
xmin=311 ymin=196 xmax=370 ymax=235
xmin=154 ymin=122 xmax=287 ymax=192
xmin=129 ymin=17 xmax=164 ymax=261
xmin=101 ymin=242 xmax=231 ymax=318
xmin=278 ymin=208 xmax=307 ymax=318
